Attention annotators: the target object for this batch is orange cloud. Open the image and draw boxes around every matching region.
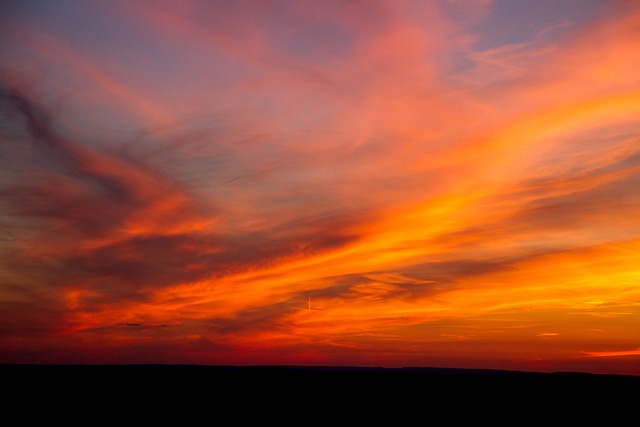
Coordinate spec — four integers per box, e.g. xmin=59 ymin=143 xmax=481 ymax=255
xmin=583 ymin=348 xmax=640 ymax=358
xmin=1 ymin=0 xmax=639 ymax=374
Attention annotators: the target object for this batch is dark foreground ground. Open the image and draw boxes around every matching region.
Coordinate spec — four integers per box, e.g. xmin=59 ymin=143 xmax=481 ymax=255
xmin=2 ymin=364 xmax=638 ymax=423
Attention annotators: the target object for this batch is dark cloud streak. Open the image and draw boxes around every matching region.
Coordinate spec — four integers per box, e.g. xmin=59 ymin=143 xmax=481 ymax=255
xmin=0 ymin=77 xmax=363 ymax=310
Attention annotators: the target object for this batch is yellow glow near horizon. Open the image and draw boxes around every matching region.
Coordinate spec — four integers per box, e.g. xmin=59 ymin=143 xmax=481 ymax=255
xmin=1 ymin=0 xmax=639 ymax=374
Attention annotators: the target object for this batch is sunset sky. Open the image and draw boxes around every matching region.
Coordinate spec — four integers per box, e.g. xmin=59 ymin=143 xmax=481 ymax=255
xmin=1 ymin=0 xmax=639 ymax=375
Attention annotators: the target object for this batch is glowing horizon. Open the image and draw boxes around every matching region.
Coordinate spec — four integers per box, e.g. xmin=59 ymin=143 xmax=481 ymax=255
xmin=1 ymin=0 xmax=639 ymax=375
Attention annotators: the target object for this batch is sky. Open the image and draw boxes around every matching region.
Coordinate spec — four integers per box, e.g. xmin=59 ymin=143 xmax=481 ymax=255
xmin=1 ymin=0 xmax=639 ymax=375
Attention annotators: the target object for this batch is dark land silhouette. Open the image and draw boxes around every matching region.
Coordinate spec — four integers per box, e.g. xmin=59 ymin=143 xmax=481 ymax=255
xmin=3 ymin=364 xmax=637 ymax=422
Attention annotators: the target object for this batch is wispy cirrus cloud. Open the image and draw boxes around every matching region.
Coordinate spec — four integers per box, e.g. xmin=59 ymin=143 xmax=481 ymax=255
xmin=0 ymin=0 xmax=639 ymax=373
xmin=582 ymin=348 xmax=640 ymax=358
